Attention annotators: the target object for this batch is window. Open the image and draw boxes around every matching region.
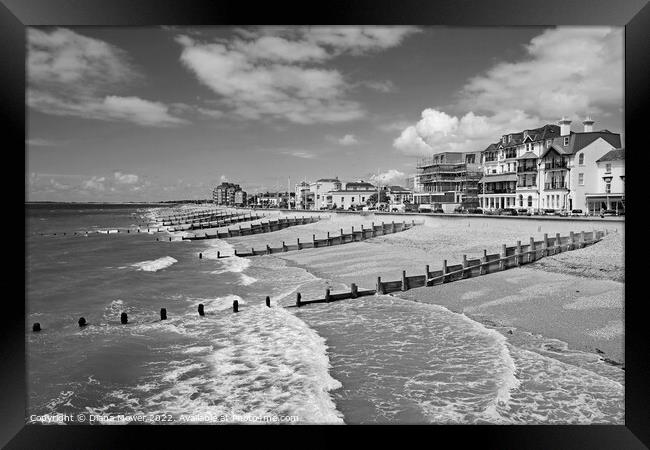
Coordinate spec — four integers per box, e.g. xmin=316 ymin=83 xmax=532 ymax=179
xmin=605 ymin=163 xmax=612 ymax=173
xmin=527 ymin=196 xmax=533 ymax=207
xmin=341 ymin=197 xmax=344 ymax=203
xmin=361 ymin=197 xmax=365 ymax=202
xmin=578 ymin=173 xmax=584 ymax=185
xmin=502 ymin=136 xmax=507 ymax=144
xmin=605 ymin=181 xmax=611 ymax=194
xmin=563 ymin=137 xmax=570 ymax=146
xmin=578 ymin=153 xmax=584 ymax=165
xmin=546 ymin=139 xmax=552 ymax=147
xmin=351 ymin=197 xmax=355 ymax=202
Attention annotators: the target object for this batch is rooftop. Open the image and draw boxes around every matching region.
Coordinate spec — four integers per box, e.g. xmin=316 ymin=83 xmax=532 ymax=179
xmin=596 ymin=148 xmax=625 ymax=163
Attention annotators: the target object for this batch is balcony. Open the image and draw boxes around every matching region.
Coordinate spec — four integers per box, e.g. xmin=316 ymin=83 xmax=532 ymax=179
xmin=516 ymin=184 xmax=537 ymax=190
xmin=517 ymin=166 xmax=537 ymax=173
xmin=544 ymin=160 xmax=568 ymax=170
xmin=544 ymin=182 xmax=568 ymax=190
xmin=481 ymin=188 xmax=516 ymax=194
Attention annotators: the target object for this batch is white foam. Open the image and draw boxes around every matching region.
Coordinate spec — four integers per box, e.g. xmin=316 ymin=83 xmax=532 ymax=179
xmin=132 ymin=256 xmax=178 ymax=272
xmin=239 ymin=274 xmax=258 ymax=286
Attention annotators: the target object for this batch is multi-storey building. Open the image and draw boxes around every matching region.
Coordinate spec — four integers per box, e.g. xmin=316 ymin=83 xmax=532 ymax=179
xmin=294 ymin=181 xmax=312 ymax=209
xmin=479 ymin=124 xmax=560 ymax=211
xmin=328 ymin=181 xmax=375 ymax=209
xmin=477 ymin=118 xmax=622 ymax=213
xmin=587 ymin=148 xmax=624 ymax=213
xmin=310 ymin=177 xmax=342 ymax=210
xmin=414 ymin=151 xmax=482 ymax=212
xmin=213 ymin=182 xmax=243 ymax=206
xmin=233 ymin=190 xmax=247 ymax=206
xmin=384 ymin=185 xmax=413 ymax=205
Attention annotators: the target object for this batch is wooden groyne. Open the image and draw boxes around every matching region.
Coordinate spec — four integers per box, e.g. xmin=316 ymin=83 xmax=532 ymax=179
xmin=156 ymin=211 xmax=246 ymax=227
xmin=287 ymin=229 xmax=607 ymax=308
xmin=168 ymin=213 xmax=265 ymax=232
xmin=227 ymin=219 xmax=423 ymax=258
xmin=184 ymin=215 xmax=328 ymax=241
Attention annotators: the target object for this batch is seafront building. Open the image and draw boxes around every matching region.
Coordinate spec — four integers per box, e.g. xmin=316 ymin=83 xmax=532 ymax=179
xmin=384 ymin=185 xmax=413 ymax=205
xmin=413 ymin=151 xmax=482 ymax=212
xmin=309 ymin=177 xmax=342 ymax=210
xmin=213 ymin=182 xmax=246 ymax=206
xmin=327 ymin=181 xmax=376 ymax=210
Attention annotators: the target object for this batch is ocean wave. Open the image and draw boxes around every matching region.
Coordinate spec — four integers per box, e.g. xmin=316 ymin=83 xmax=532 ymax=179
xmin=132 ymin=256 xmax=178 ymax=272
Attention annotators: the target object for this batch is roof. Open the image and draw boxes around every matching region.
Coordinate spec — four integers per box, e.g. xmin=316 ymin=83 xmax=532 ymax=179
xmin=517 ymin=151 xmax=538 ymax=160
xmin=481 ymin=124 xmax=560 ymax=153
xmin=386 ymin=185 xmax=411 ymax=192
xmin=479 ymin=173 xmax=517 ymax=183
xmin=316 ymin=178 xmax=340 ymax=183
xmin=541 ymin=131 xmax=622 ymax=158
xmin=345 ymin=181 xmax=375 ymax=187
xmin=596 ymin=148 xmax=625 ymax=162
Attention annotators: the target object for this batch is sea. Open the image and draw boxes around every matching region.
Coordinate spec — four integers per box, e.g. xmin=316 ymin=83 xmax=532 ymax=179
xmin=25 ymin=203 xmax=624 ymax=424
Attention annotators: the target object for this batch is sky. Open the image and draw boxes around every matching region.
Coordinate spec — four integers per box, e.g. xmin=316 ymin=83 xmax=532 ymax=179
xmin=26 ymin=26 xmax=624 ymax=202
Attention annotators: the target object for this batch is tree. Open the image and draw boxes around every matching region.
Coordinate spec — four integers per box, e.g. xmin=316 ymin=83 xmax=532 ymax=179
xmin=366 ymin=191 xmax=389 ymax=205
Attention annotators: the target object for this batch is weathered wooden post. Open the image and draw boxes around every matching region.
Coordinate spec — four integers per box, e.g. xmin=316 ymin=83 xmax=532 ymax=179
xmin=266 ymin=296 xmax=271 ymax=307
xmin=233 ymin=300 xmax=239 ymax=313
xmin=425 ymin=264 xmax=430 ymax=279
xmin=500 ymin=244 xmax=507 ymax=270
xmin=251 ymin=247 xmax=255 ymax=255
xmin=480 ymin=249 xmax=488 ymax=275
xmin=555 ymin=233 xmax=561 ymax=253
xmin=78 ymin=317 xmax=87 ymax=327
xmin=282 ymin=241 xmax=287 ymax=252
xmin=313 ymin=234 xmax=316 ymax=247
xmin=580 ymin=231 xmax=585 ymax=248
xmin=160 ymin=308 xmax=167 ymax=320
xmin=325 ymin=288 xmax=331 ymax=303
xmin=32 ymin=323 xmax=41 ymax=332
xmin=543 ymin=233 xmax=549 ymax=256
xmin=351 ymin=283 xmax=358 ymax=298
xmin=198 ymin=304 xmax=205 ymax=316
xmin=569 ymin=231 xmax=575 ymax=250
xmin=360 ymin=224 xmax=364 ymax=240
xmin=169 ymin=237 xmax=172 ymax=242
xmin=327 ymin=232 xmax=331 ymax=246
xmin=516 ymin=241 xmax=522 ymax=266
xmin=529 ymin=237 xmax=536 ymax=262
xmin=371 ymin=222 xmax=376 ymax=237
xmin=376 ymin=277 xmax=384 ymax=294
xmin=296 ymin=292 xmax=302 ymax=307
xmin=462 ymin=254 xmax=468 ymax=278
xmin=266 ymin=244 xmax=271 ymax=255
xmin=442 ymin=260 xmax=448 ymax=283
xmin=234 ymin=250 xmax=239 ymax=256
xmin=120 ymin=312 xmax=128 ymax=324
xmin=297 ymin=238 xmax=302 ymax=250
xmin=391 ymin=221 xmax=396 ymax=233
xmin=199 ymin=252 xmax=203 ymax=259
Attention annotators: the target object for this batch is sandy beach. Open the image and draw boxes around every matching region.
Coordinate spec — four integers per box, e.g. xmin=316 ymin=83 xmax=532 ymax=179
xmin=224 ymin=212 xmax=625 ymax=384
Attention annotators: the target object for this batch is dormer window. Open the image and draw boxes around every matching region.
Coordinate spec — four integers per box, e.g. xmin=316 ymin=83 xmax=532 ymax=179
xmin=502 ymin=136 xmax=507 ymax=144
xmin=546 ymin=139 xmax=551 ymax=147
xmin=563 ymin=137 xmax=570 ymax=146
xmin=508 ymin=135 xmax=512 ymax=143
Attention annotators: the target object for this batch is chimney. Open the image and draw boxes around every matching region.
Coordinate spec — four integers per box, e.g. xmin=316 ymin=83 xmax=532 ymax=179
xmin=559 ymin=117 xmax=572 ymax=136
xmin=582 ymin=116 xmax=594 ymax=132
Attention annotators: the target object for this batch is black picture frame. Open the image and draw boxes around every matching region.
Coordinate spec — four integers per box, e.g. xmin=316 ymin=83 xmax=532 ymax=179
xmin=5 ymin=0 xmax=649 ymax=447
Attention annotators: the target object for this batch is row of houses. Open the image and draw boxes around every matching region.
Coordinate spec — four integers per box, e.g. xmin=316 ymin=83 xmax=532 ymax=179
xmin=413 ymin=117 xmax=625 ymax=214
xmin=294 ymin=178 xmax=413 ymax=210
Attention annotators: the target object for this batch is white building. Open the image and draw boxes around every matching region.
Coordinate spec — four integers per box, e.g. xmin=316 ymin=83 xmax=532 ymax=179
xmin=586 ymin=148 xmax=625 ymax=213
xmin=328 ymin=181 xmax=375 ymax=210
xmin=310 ymin=177 xmax=342 ymax=210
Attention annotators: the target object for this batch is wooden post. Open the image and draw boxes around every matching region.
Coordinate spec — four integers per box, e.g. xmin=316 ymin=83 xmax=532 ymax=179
xmin=569 ymin=231 xmax=575 ymax=250
xmin=120 ymin=312 xmax=128 ymax=324
xmin=543 ymin=233 xmax=549 ymax=256
xmin=371 ymin=222 xmax=376 ymax=237
xmin=500 ymin=244 xmax=507 ymax=270
xmin=282 ymin=241 xmax=287 ymax=252
xmin=425 ymin=264 xmax=430 ymax=279
xmin=351 ymin=283 xmax=358 ymax=298
xmin=580 ymin=231 xmax=585 ymax=248
xmin=233 ymin=300 xmax=239 ymax=313
xmin=266 ymin=244 xmax=271 ymax=255
xmin=376 ymin=277 xmax=384 ymax=294
xmin=555 ymin=233 xmax=561 ymax=253
xmin=198 ymin=304 xmax=205 ymax=316
xmin=325 ymin=288 xmax=331 ymax=303
xmin=529 ymin=237 xmax=536 ymax=262
xmin=297 ymin=238 xmax=302 ymax=250
xmin=313 ymin=234 xmax=316 ymax=247
xmin=462 ymin=254 xmax=468 ymax=277
xmin=265 ymin=296 xmax=271 ymax=307
xmin=32 ymin=323 xmax=41 ymax=332
xmin=199 ymin=252 xmax=203 ymax=259
xmin=327 ymin=232 xmax=331 ymax=246
xmin=160 ymin=308 xmax=167 ymax=320
xmin=516 ymin=241 xmax=521 ymax=266
xmin=442 ymin=260 xmax=448 ymax=283
xmin=296 ymin=292 xmax=302 ymax=307
xmin=78 ymin=317 xmax=87 ymax=327
xmin=480 ymin=250 xmax=487 ymax=275
xmin=391 ymin=221 xmax=396 ymax=233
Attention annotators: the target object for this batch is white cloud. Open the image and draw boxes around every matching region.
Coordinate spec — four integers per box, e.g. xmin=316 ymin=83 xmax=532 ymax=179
xmin=28 ymin=28 xmax=186 ymax=127
xmin=175 ymin=27 xmax=419 ymax=124
xmin=394 ymin=108 xmax=539 ymax=156
xmin=338 ymin=134 xmax=358 ymax=146
xmin=460 ymin=27 xmax=623 ymax=119
xmin=114 ymin=171 xmax=139 ymax=184
xmin=82 ymin=176 xmax=106 ymax=191
xmin=394 ymin=27 xmax=622 ymax=156
xmin=370 ymin=169 xmax=406 ymax=186
xmin=362 ymin=80 xmax=397 ymax=93
xmin=281 ymin=150 xmax=316 ymax=159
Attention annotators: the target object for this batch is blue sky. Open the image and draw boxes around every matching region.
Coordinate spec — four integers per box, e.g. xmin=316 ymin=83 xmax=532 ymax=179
xmin=27 ymin=26 xmax=623 ymax=201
